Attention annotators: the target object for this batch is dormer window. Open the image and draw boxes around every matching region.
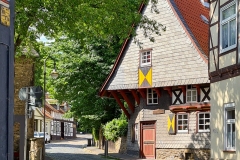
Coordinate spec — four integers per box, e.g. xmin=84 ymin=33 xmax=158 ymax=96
xmin=220 ymin=0 xmax=237 ymax=53
xmin=186 ymin=85 xmax=197 ymax=102
xmin=140 ymin=50 xmax=151 ymax=66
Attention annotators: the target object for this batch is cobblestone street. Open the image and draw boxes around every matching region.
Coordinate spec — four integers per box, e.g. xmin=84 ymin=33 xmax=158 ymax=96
xmin=45 ymin=134 xmax=107 ymax=160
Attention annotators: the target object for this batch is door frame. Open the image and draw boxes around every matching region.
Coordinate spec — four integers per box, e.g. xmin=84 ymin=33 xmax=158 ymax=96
xmin=140 ymin=120 xmax=156 ymax=159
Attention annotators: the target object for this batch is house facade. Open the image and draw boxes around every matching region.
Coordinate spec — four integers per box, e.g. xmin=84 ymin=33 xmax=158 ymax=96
xmin=33 ymin=108 xmax=52 ymax=135
xmin=33 ymin=99 xmax=76 ymax=140
xmin=209 ymin=0 xmax=240 ymax=159
xmin=44 ymin=100 xmax=76 ymax=140
xmin=100 ymin=0 xmax=211 ymax=159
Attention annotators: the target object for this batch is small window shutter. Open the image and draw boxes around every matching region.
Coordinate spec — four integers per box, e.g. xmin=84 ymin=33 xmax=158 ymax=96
xmin=131 ymin=124 xmax=135 ymax=143
xmin=168 ymin=114 xmax=176 ymax=134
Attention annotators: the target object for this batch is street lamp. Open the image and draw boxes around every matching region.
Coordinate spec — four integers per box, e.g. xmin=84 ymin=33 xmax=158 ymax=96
xmin=43 ymin=55 xmax=58 ymax=157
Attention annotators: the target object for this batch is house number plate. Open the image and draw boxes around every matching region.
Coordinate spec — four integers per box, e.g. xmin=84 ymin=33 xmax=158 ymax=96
xmin=1 ymin=5 xmax=10 ymax=26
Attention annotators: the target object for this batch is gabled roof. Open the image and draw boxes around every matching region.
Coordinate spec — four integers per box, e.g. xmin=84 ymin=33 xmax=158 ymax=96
xmin=173 ymin=0 xmax=209 ymax=56
xmin=35 ymin=108 xmax=53 ymax=119
xmin=45 ymin=101 xmax=59 ymax=113
xmin=99 ymin=0 xmax=209 ymax=96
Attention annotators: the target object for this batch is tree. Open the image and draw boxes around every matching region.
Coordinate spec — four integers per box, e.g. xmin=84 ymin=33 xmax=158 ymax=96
xmin=34 ymin=36 xmax=122 ymax=130
xmin=15 ymin=0 xmax=165 ymax=54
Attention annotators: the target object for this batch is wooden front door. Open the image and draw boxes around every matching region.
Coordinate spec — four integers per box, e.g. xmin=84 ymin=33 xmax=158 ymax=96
xmin=140 ymin=121 xmax=155 ymax=159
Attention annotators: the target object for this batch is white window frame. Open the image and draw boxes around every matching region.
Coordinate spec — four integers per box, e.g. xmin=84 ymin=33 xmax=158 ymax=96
xmin=177 ymin=114 xmax=188 ymax=133
xmin=34 ymin=120 xmax=37 ymax=131
xmin=224 ymin=103 xmax=235 ymax=151
xmin=220 ymin=0 xmax=237 ymax=53
xmin=135 ymin=123 xmax=138 ymax=141
xmin=45 ymin=122 xmax=48 ymax=133
xmin=186 ymin=86 xmax=197 ymax=103
xmin=140 ymin=50 xmax=151 ymax=66
xmin=198 ymin=112 xmax=210 ymax=132
xmin=147 ymin=89 xmax=158 ymax=105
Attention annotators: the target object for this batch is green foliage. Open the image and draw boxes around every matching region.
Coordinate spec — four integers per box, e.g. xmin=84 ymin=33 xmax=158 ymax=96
xmin=92 ymin=127 xmax=99 ymax=141
xmin=103 ymin=117 xmax=128 ymax=142
xmin=15 ymin=0 xmax=165 ymax=54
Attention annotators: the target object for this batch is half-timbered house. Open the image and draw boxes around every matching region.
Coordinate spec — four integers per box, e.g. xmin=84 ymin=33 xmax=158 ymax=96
xmin=99 ymin=0 xmax=211 ymax=159
xmin=33 ymin=100 xmax=76 ymax=140
xmin=209 ymin=0 xmax=240 ymax=159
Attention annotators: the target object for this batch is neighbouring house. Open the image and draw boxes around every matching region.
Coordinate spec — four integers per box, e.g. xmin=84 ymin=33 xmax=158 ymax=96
xmin=33 ymin=100 xmax=76 ymax=140
xmin=209 ymin=0 xmax=240 ymax=159
xmin=43 ymin=97 xmax=76 ymax=140
xmin=99 ymin=0 xmax=210 ymax=159
xmin=33 ymin=107 xmax=52 ymax=136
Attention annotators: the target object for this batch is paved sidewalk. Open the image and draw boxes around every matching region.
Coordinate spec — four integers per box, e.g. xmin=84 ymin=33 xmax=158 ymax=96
xmin=84 ymin=146 xmax=141 ymax=160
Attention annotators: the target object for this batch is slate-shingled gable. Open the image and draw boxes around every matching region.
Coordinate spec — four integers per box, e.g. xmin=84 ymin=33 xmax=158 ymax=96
xmin=99 ymin=0 xmax=209 ymax=95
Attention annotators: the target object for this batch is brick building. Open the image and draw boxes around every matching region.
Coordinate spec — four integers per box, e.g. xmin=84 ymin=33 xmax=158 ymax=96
xmin=99 ymin=0 xmax=211 ymax=159
xmin=14 ymin=55 xmax=38 ymax=160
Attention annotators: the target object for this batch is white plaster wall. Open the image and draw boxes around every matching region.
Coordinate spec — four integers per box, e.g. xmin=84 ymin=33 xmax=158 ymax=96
xmin=210 ymin=76 xmax=240 ymax=159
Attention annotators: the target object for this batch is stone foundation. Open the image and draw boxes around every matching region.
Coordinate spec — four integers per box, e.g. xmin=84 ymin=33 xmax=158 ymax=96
xmin=156 ymin=148 xmax=210 ymax=160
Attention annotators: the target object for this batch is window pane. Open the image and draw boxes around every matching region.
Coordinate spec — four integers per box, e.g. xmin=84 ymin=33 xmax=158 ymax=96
xmin=227 ymin=124 xmax=231 ymax=147
xmin=187 ymin=91 xmax=191 ymax=97
xmin=222 ymin=4 xmax=236 ymax=20
xmin=178 ymin=120 xmax=182 ymax=125
xmin=153 ymin=99 xmax=158 ymax=103
xmin=178 ymin=126 xmax=183 ymax=130
xmin=205 ymin=113 xmax=210 ymax=118
xmin=148 ymin=99 xmax=152 ymax=104
xmin=222 ymin=23 xmax=228 ymax=49
xmin=229 ymin=19 xmax=236 ymax=46
xmin=192 ymin=90 xmax=197 ymax=96
xmin=227 ymin=110 xmax=235 ymax=119
xmin=192 ymin=95 xmax=197 ymax=101
xmin=178 ymin=115 xmax=182 ymax=119
xmin=183 ymin=115 xmax=188 ymax=119
xmin=205 ymin=125 xmax=210 ymax=130
xmin=199 ymin=125 xmax=204 ymax=130
xmin=205 ymin=119 xmax=210 ymax=124
xmin=199 ymin=114 xmax=204 ymax=119
xmin=183 ymin=120 xmax=188 ymax=125
xmin=232 ymin=124 xmax=235 ymax=147
xmin=199 ymin=120 xmax=204 ymax=125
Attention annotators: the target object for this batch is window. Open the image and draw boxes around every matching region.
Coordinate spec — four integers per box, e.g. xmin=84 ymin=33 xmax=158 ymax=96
xmin=140 ymin=51 xmax=151 ymax=66
xmin=177 ymin=114 xmax=188 ymax=133
xmin=147 ymin=89 xmax=158 ymax=104
xmin=186 ymin=85 xmax=197 ymax=102
xmin=224 ymin=103 xmax=235 ymax=150
xmin=198 ymin=112 xmax=210 ymax=132
xmin=45 ymin=122 xmax=48 ymax=132
xmin=135 ymin=123 xmax=138 ymax=141
xmin=220 ymin=0 xmax=237 ymax=53
xmin=34 ymin=120 xmax=37 ymax=131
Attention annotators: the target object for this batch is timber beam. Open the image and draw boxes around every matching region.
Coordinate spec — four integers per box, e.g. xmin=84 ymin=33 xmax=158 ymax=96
xmin=119 ymin=90 xmax=135 ymax=113
xmin=153 ymin=88 xmax=161 ymax=97
xmin=110 ymin=91 xmax=130 ymax=119
xmin=129 ymin=90 xmax=140 ymax=105
xmin=193 ymin=84 xmax=201 ymax=95
xmin=178 ymin=86 xmax=186 ymax=96
xmin=138 ymin=89 xmax=146 ymax=99
xmin=163 ymin=87 xmax=172 ymax=97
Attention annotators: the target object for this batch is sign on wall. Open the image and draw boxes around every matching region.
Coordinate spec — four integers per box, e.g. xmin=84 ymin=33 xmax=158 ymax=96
xmin=0 ymin=3 xmax=10 ymax=26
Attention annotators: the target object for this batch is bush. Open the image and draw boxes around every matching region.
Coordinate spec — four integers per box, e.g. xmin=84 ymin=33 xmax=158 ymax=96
xmin=103 ymin=118 xmax=128 ymax=142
